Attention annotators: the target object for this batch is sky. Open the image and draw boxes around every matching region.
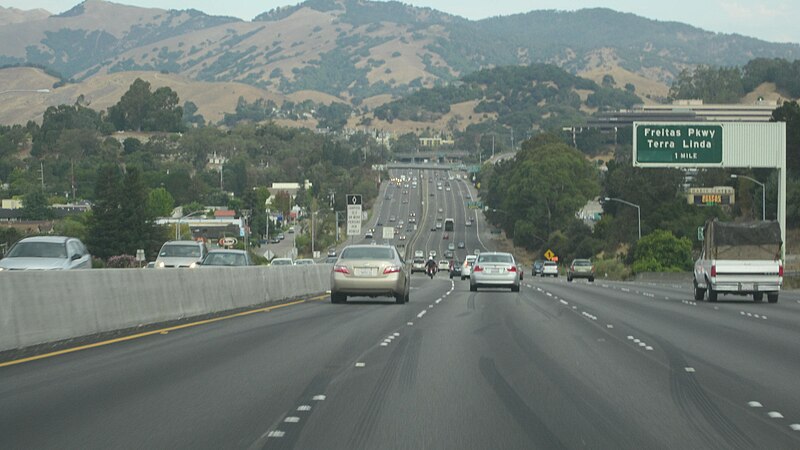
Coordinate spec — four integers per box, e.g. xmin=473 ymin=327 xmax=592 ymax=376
xmin=2 ymin=0 xmax=798 ymax=44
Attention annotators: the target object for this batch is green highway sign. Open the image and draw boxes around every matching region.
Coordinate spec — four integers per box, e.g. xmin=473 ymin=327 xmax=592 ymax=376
xmin=635 ymin=124 xmax=722 ymax=165
xmin=466 ymin=201 xmax=484 ymax=209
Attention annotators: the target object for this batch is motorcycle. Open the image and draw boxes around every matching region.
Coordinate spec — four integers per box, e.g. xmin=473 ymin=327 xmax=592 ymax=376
xmin=426 ymin=265 xmax=437 ymax=279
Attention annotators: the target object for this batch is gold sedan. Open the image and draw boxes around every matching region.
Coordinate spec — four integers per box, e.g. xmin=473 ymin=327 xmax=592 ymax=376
xmin=330 ymin=245 xmax=410 ymax=304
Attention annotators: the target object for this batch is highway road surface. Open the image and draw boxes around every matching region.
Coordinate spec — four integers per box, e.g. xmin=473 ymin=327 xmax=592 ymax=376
xmin=2 ymin=169 xmax=799 ymax=449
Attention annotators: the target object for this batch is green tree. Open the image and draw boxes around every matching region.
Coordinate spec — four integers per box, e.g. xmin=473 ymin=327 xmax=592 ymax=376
xmin=107 ymin=78 xmax=184 ymax=132
xmin=632 ymin=230 xmax=692 ymax=273
xmin=20 ymin=189 xmax=54 ymax=220
xmin=147 ymin=187 xmax=175 ymax=217
xmin=771 ymin=100 xmax=800 ymax=173
xmin=87 ymin=165 xmax=167 ymax=260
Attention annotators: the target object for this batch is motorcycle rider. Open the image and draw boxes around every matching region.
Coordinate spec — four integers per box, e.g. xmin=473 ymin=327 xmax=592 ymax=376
xmin=424 ymin=257 xmax=438 ymax=278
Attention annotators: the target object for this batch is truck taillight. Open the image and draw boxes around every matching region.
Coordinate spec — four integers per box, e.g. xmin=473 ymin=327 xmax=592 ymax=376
xmin=779 ymin=264 xmax=784 ymax=277
xmin=710 ymin=264 xmax=716 ymax=277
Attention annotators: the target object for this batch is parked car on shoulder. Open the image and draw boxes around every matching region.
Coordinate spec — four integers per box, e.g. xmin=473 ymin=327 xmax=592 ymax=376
xmin=0 ymin=236 xmax=91 ymax=271
xmin=568 ymin=259 xmax=595 ymax=282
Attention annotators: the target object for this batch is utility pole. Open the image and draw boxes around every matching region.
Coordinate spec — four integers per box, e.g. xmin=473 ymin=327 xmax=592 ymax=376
xmin=491 ymin=135 xmax=495 ymax=159
xmin=39 ymin=161 xmax=45 ymax=192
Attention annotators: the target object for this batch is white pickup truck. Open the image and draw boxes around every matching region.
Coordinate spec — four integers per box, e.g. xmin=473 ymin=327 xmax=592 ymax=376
xmin=693 ymin=220 xmax=783 ymax=303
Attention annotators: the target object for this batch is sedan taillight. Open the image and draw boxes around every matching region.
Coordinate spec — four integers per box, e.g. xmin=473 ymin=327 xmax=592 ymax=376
xmin=334 ymin=265 xmax=350 ymax=274
xmin=507 ymin=266 xmax=517 ymax=272
xmin=473 ymin=265 xmax=483 ymax=272
xmin=384 ymin=265 xmax=401 ymax=274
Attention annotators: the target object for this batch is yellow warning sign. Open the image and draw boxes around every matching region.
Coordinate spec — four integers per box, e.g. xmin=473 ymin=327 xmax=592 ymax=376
xmin=544 ymin=249 xmax=555 ymax=260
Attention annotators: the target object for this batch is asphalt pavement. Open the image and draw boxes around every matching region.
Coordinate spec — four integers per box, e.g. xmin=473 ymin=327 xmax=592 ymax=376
xmin=2 ymin=169 xmax=799 ymax=449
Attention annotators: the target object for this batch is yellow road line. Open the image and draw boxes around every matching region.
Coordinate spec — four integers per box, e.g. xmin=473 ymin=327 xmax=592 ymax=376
xmin=0 ymin=294 xmax=329 ymax=368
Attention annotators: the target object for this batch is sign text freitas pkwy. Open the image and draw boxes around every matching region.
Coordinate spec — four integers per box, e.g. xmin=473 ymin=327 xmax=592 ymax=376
xmin=635 ymin=124 xmax=723 ymax=164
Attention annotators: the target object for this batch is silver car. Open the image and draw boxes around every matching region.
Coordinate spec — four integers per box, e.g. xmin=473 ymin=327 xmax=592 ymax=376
xmin=460 ymin=255 xmax=477 ymax=280
xmin=155 ymin=240 xmax=208 ymax=268
xmin=198 ymin=249 xmax=252 ymax=267
xmin=469 ymin=252 xmax=520 ymax=292
xmin=0 ymin=236 xmax=91 ymax=271
xmin=330 ymin=244 xmax=410 ymax=304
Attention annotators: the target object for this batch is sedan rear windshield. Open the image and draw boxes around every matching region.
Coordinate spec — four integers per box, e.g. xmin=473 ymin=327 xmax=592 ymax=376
xmin=340 ymin=247 xmax=396 ymax=260
xmin=573 ymin=260 xmax=592 ymax=266
xmin=477 ymin=254 xmax=513 ymax=264
xmin=203 ymin=253 xmax=246 ymax=266
xmin=7 ymin=242 xmax=67 ymax=259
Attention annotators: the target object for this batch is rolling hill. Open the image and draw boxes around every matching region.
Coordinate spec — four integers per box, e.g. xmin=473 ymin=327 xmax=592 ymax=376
xmin=1 ymin=0 xmax=799 ymax=127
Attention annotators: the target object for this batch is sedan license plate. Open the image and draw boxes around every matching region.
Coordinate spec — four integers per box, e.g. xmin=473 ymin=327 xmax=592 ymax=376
xmin=354 ymin=267 xmax=378 ymax=277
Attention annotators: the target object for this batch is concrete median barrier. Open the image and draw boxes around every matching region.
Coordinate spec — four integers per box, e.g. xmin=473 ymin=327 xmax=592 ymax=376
xmin=0 ymin=265 xmax=331 ymax=352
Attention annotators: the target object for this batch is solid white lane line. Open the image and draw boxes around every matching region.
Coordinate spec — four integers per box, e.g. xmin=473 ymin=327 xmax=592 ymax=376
xmin=768 ymin=411 xmax=784 ymax=419
xmin=284 ymin=417 xmax=300 ymax=423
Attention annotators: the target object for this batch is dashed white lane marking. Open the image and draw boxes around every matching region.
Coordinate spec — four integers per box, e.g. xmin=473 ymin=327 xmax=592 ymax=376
xmin=682 ymin=300 xmax=697 ymax=306
xmin=284 ymin=416 xmax=300 ymax=423
xmin=643 ymin=292 xmax=655 ymax=298
xmin=621 ymin=288 xmax=630 ymax=292
xmin=546 ymin=292 xmax=553 ymax=297
xmin=417 ymin=310 xmax=427 ymax=318
xmin=393 ymin=332 xmax=400 ymax=337
xmin=571 ymin=306 xmax=577 ymax=310
xmin=559 ymin=299 xmax=569 ymax=306
xmin=407 ymin=322 xmax=414 ymax=326
xmin=748 ymin=401 xmax=763 ymax=408
xmin=627 ymin=336 xmax=634 ymax=340
xmin=581 ymin=312 xmax=597 ymax=321
xmin=685 ymin=367 xmax=696 ymax=373
xmin=435 ymin=298 xmax=442 ymax=304
xmin=312 ymin=395 xmax=326 ymax=401
xmin=645 ymin=346 xmax=653 ymax=351
xmin=790 ymin=424 xmax=800 ymax=431
xmin=428 ymin=304 xmax=434 ymax=309
xmin=768 ymin=411 xmax=784 ymax=419
xmin=268 ymin=431 xmax=285 ymax=438
xmin=355 ymin=362 xmax=366 ymax=368
xmin=606 ymin=324 xmax=614 ymax=329
xmin=297 ymin=405 xmax=312 ymax=411
xmin=380 ymin=342 xmax=388 ymax=347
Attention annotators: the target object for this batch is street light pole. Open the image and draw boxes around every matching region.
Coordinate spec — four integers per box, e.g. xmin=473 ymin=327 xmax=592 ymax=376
xmin=731 ymin=174 xmax=765 ymax=221
xmin=604 ymin=197 xmax=641 ymax=240
xmin=176 ymin=210 xmax=205 ymax=240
